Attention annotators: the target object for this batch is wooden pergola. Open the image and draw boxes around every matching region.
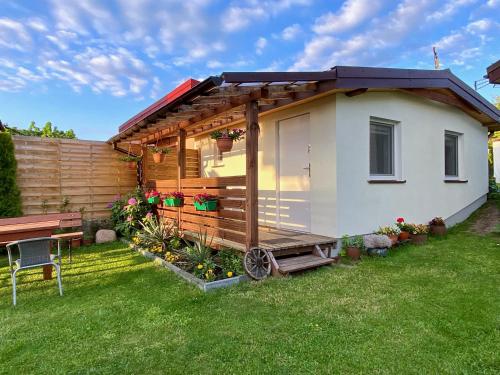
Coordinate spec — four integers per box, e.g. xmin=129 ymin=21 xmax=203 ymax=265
xmin=108 ymin=67 xmax=500 ymax=274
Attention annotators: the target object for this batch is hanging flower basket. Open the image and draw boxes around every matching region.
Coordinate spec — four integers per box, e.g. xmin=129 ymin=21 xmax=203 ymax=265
xmin=216 ymin=137 xmax=233 ymax=153
xmin=149 ymin=146 xmax=170 ymax=164
xmin=164 ymin=192 xmax=184 ymax=207
xmin=145 ymin=190 xmax=160 ymax=205
xmin=120 ymin=155 xmax=141 ymax=170
xmin=210 ymin=129 xmax=245 ymax=153
xmin=193 ymin=193 xmax=218 ymax=211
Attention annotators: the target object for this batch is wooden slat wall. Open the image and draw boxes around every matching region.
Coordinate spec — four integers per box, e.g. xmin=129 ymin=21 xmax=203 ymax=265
xmin=143 ymin=149 xmax=200 ymax=180
xmin=150 ymin=176 xmax=246 ymax=245
xmin=13 ymin=136 xmax=137 ymax=219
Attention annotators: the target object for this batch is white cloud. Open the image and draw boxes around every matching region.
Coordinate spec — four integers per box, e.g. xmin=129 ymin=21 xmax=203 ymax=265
xmin=281 ymin=24 xmax=301 ymax=40
xmin=0 ymin=18 xmax=32 ymax=51
xmin=290 ymin=0 xmax=435 ymax=70
xmin=150 ymin=76 xmax=162 ymax=99
xmin=222 ymin=0 xmax=312 ymax=31
xmin=426 ymin=0 xmax=476 ymax=22
xmin=466 ymin=18 xmax=493 ymax=34
xmin=313 ymin=0 xmax=382 ymax=34
xmin=255 ymin=37 xmax=268 ymax=55
xmin=207 ymin=60 xmax=223 ymax=69
xmin=27 ymin=18 xmax=48 ymax=32
xmin=223 ymin=6 xmax=266 ymax=32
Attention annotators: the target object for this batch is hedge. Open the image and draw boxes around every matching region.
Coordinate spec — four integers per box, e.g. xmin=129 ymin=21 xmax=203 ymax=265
xmin=0 ymin=132 xmax=22 ymax=217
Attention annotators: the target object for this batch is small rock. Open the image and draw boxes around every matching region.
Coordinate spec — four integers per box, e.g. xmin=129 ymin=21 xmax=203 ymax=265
xmin=95 ymin=229 xmax=117 ymax=244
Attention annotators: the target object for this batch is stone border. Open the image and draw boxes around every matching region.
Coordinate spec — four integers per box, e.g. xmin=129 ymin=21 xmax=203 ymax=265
xmin=130 ymin=244 xmax=249 ymax=292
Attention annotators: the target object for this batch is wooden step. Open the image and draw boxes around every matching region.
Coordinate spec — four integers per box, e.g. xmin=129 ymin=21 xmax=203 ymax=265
xmin=276 ymin=254 xmax=334 ymax=274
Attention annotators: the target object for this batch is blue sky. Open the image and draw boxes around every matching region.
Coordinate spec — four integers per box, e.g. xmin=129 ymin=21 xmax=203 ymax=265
xmin=0 ymin=0 xmax=499 ymax=141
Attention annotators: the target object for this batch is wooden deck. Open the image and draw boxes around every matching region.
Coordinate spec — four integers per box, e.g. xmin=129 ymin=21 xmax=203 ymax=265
xmin=184 ymin=226 xmax=336 ymax=256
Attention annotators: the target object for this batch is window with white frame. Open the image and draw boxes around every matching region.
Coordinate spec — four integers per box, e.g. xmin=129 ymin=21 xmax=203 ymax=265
xmin=444 ymin=131 xmax=461 ymax=178
xmin=369 ymin=117 xmax=401 ymax=179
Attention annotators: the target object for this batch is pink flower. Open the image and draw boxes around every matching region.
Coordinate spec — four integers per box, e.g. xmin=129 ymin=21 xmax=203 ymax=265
xmin=128 ymin=197 xmax=137 ymax=205
xmin=145 ymin=212 xmax=153 ymax=220
xmin=127 ymin=216 xmax=133 ymax=222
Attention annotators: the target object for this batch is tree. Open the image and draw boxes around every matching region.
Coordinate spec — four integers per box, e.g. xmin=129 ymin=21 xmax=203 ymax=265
xmin=0 ymin=132 xmax=22 ymax=217
xmin=4 ymin=120 xmax=76 ymax=139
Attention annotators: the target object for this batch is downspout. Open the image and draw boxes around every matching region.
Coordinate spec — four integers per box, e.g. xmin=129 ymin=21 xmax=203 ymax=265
xmin=113 ymin=142 xmax=142 ymax=187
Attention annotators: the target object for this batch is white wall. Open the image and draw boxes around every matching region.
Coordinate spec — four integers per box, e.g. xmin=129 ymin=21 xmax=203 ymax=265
xmin=195 ymin=95 xmax=338 ymax=236
xmin=493 ymin=140 xmax=500 ymax=182
xmin=195 ymin=91 xmax=488 ymax=238
xmin=335 ymin=91 xmax=488 ymax=236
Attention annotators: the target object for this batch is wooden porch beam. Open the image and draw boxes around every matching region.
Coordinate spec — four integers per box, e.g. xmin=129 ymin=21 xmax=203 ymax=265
xmin=345 ymin=88 xmax=368 ymax=97
xmin=245 ymin=100 xmax=259 ymax=251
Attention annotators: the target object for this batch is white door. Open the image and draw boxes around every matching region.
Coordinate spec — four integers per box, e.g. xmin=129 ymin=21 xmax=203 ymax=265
xmin=277 ymin=114 xmax=311 ymax=232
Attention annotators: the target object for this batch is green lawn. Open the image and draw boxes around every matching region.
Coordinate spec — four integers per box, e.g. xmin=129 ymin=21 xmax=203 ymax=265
xmin=1 ymin=217 xmax=499 ymax=374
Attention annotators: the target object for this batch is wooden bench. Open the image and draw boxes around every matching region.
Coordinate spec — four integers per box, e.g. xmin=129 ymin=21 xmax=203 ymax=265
xmin=0 ymin=212 xmax=83 ymax=263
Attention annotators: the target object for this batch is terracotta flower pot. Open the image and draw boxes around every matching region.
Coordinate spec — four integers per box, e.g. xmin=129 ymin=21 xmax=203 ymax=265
xmin=71 ymin=238 xmax=81 ymax=248
xmin=388 ymin=235 xmax=399 ymax=245
xmin=216 ymin=137 xmax=233 ymax=153
xmin=346 ymin=246 xmax=361 ymax=261
xmin=152 ymin=152 xmax=164 ymax=163
xmin=410 ymin=233 xmax=427 ymax=245
xmin=430 ymin=225 xmax=446 ymax=236
xmin=127 ymin=161 xmax=136 ymax=170
xmin=398 ymin=231 xmax=410 ymax=241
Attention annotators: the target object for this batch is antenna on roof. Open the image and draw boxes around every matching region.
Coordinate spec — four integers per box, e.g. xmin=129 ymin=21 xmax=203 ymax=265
xmin=433 ymin=47 xmax=440 ymax=70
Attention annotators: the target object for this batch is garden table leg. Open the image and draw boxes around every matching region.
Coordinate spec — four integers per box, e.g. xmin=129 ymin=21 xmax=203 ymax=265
xmin=43 ymin=265 xmax=53 ymax=280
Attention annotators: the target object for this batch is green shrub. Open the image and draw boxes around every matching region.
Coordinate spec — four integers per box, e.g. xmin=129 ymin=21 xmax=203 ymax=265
xmin=0 ymin=132 xmax=22 ymax=217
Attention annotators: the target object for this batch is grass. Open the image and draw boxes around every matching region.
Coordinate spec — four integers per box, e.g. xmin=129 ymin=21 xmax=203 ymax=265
xmin=1 ymin=216 xmax=499 ymax=374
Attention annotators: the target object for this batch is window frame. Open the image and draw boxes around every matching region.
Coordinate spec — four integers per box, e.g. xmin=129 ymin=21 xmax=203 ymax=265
xmin=444 ymin=130 xmax=464 ymax=181
xmin=368 ymin=117 xmax=402 ymax=181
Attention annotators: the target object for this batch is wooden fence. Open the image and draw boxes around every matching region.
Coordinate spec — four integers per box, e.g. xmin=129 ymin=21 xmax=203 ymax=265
xmin=142 ymin=148 xmax=199 ymax=180
xmin=13 ymin=136 xmax=137 ymax=219
xmin=150 ymin=176 xmax=247 ymax=245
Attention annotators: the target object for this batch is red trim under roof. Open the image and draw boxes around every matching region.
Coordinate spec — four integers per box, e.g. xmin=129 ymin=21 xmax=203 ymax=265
xmin=118 ymin=79 xmax=200 ymax=133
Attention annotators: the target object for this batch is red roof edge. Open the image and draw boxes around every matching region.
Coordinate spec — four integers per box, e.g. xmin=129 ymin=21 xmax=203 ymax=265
xmin=118 ymin=79 xmax=200 ymax=133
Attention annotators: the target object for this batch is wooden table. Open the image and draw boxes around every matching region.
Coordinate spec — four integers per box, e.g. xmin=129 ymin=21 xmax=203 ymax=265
xmin=0 ymin=220 xmax=61 ymax=280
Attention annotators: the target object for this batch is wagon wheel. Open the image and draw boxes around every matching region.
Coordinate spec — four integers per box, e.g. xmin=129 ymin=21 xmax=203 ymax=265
xmin=244 ymin=247 xmax=271 ymax=280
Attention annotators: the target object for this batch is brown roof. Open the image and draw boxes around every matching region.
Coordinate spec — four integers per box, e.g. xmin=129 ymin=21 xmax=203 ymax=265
xmin=486 ymin=60 xmax=500 ymax=84
xmin=109 ymin=66 xmax=500 ymax=144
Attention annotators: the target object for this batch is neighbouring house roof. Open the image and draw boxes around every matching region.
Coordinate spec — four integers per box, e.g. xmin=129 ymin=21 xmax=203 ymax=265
xmin=109 ymin=66 xmax=500 ymax=144
xmin=486 ymin=60 xmax=500 ymax=84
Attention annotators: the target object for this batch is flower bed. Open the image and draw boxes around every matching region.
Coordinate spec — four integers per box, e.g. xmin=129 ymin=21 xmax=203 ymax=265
xmin=127 ymin=217 xmax=247 ymax=290
xmin=132 ymin=245 xmax=248 ymax=292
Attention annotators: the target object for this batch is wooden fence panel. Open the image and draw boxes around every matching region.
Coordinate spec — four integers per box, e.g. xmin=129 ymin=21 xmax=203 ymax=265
xmin=150 ymin=175 xmax=246 ymax=246
xmin=13 ymin=136 xmax=137 ymax=219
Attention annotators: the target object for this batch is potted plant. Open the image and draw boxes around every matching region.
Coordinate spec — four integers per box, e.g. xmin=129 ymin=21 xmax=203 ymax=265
xmin=120 ymin=155 xmax=141 ymax=170
xmin=164 ymin=191 xmax=184 ymax=207
xmin=375 ymin=225 xmax=401 ymax=245
xmin=149 ymin=146 xmax=170 ymax=164
xmin=396 ymin=217 xmax=412 ymax=241
xmin=145 ymin=190 xmax=160 ymax=205
xmin=71 ymin=237 xmax=81 ymax=248
xmin=193 ymin=193 xmax=218 ymax=211
xmin=83 ymin=234 xmax=93 ymax=246
xmin=429 ymin=217 xmax=446 ymax=236
xmin=342 ymin=234 xmax=364 ymax=261
xmin=408 ymin=224 xmax=429 ymax=245
xmin=210 ymin=128 xmax=245 ymax=153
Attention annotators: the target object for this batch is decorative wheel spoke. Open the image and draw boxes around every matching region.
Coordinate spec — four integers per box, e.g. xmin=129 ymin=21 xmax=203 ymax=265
xmin=244 ymin=247 xmax=271 ymax=280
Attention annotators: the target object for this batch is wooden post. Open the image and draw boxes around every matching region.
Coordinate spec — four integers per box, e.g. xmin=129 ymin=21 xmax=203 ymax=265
xmin=177 ymin=129 xmax=186 ymax=229
xmin=245 ymin=100 xmax=259 ymax=250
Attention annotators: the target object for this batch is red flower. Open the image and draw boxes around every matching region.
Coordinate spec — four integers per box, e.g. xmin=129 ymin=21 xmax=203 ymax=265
xmin=396 ymin=217 xmax=405 ymax=223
